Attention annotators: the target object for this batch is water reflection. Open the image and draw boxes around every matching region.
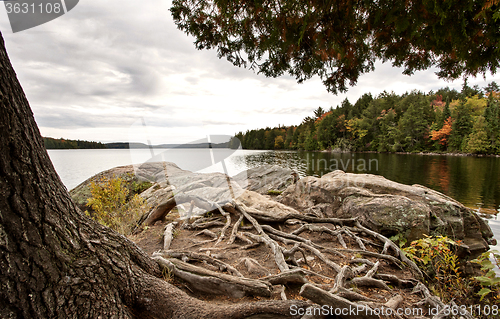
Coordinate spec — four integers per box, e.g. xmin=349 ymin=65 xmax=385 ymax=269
xmin=231 ymin=150 xmax=500 ymax=211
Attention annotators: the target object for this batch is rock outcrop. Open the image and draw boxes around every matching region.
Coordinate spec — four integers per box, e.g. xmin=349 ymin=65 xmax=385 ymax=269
xmin=233 ymin=165 xmax=297 ymax=194
xmin=71 ymin=163 xmax=495 ymax=258
xmin=278 ymin=170 xmax=495 ymax=256
xmin=71 ymin=162 xmax=497 ymax=317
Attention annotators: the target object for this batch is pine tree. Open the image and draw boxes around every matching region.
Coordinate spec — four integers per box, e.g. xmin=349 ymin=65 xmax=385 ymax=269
xmin=172 ymin=1 xmax=500 ymax=94
xmin=448 ymin=101 xmax=473 ymax=151
xmin=484 ymin=95 xmax=500 ymax=153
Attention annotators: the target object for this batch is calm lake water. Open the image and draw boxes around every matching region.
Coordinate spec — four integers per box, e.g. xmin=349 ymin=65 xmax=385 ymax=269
xmin=47 ymin=149 xmax=500 ymax=251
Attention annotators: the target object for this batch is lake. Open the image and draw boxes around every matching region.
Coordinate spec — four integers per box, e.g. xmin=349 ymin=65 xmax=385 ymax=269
xmin=47 ymin=149 xmax=500 ymax=252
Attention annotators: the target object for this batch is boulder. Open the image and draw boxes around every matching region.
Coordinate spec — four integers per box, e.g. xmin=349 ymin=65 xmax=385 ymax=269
xmin=278 ymin=170 xmax=495 ymax=257
xmin=71 ymin=163 xmax=494 ymax=257
xmin=71 ymin=161 xmax=246 ymax=218
xmin=233 ymin=165 xmax=297 ymax=195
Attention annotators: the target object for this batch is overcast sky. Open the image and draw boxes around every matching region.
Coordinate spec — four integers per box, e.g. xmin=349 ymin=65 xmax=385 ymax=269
xmin=1 ymin=1 xmax=500 ymax=145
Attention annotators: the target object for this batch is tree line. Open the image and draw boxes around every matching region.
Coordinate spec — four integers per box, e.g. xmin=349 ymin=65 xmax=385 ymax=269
xmin=43 ymin=137 xmax=106 ymax=149
xmin=235 ymin=81 xmax=500 ymax=155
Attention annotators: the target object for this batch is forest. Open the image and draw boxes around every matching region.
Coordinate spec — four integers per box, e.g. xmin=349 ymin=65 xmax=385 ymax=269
xmin=43 ymin=137 xmax=106 ymax=149
xmin=235 ymin=81 xmax=500 ymax=155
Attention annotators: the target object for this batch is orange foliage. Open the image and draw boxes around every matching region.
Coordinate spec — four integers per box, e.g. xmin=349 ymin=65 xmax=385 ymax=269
xmin=314 ymin=111 xmax=332 ymax=124
xmin=486 ymin=91 xmax=500 ymax=99
xmin=430 ymin=117 xmax=453 ymax=146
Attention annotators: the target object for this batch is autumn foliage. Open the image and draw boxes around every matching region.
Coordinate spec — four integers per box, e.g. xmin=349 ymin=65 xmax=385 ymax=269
xmin=431 ymin=117 xmax=453 ymax=146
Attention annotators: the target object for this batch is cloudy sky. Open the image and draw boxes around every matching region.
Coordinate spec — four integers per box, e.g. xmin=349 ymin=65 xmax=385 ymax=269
xmin=1 ymin=1 xmax=500 ymax=145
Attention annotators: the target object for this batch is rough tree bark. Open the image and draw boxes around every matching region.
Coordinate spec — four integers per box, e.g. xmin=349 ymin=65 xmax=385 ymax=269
xmin=0 ymin=33 xmax=306 ymax=318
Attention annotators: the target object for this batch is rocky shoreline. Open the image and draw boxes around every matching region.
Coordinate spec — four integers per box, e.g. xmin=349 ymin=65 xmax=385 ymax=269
xmin=319 ymin=149 xmax=500 ymax=158
xmin=70 ymin=162 xmax=496 ymax=318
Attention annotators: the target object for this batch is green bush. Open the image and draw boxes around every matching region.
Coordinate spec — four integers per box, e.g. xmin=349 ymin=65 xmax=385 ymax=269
xmin=472 ymin=250 xmax=500 ymax=303
xmin=131 ymin=180 xmax=153 ymax=194
xmin=403 ymin=235 xmax=468 ymax=301
xmin=403 ymin=235 xmax=500 ymax=315
xmin=86 ymin=176 xmax=147 ymax=235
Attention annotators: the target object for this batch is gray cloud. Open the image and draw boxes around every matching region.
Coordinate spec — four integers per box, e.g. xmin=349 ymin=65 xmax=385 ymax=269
xmin=1 ymin=1 xmax=499 ymax=143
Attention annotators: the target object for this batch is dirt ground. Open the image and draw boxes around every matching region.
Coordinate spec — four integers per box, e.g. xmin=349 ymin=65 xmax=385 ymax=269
xmin=128 ymin=207 xmax=427 ymax=318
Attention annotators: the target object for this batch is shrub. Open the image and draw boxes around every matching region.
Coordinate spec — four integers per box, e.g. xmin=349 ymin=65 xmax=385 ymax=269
xmin=86 ymin=176 xmax=147 ymax=235
xmin=472 ymin=250 xmax=500 ymax=303
xmin=131 ymin=180 xmax=153 ymax=195
xmin=403 ymin=235 xmax=468 ymax=301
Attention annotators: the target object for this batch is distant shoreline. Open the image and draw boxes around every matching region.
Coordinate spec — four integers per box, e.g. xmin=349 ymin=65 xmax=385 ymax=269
xmin=43 ymin=137 xmax=234 ymax=150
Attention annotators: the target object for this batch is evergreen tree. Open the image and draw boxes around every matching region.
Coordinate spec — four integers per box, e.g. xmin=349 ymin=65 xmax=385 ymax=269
xmin=484 ymin=81 xmax=500 ymax=94
xmin=340 ymin=98 xmax=352 ymax=118
xmin=484 ymin=95 xmax=500 ymax=153
xmin=448 ymin=101 xmax=473 ymax=151
xmin=397 ymin=93 xmax=432 ymax=151
xmin=304 ymin=129 xmax=318 ymax=151
xmin=172 ymin=0 xmax=500 ymax=94
xmin=313 ymin=106 xmax=325 ymax=118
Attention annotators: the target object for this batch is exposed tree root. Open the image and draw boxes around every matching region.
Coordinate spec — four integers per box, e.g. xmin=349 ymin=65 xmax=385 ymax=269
xmin=237 ymin=257 xmax=271 ymax=277
xmin=299 ymin=284 xmax=379 ymax=319
xmin=159 ymin=250 xmax=243 ymax=277
xmin=153 ymin=256 xmax=272 ymax=298
xmin=163 ymin=222 xmax=178 ymax=250
xmin=136 ymin=194 xmax=454 ymax=318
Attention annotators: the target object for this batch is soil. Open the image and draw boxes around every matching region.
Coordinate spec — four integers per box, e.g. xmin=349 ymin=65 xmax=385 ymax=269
xmin=128 ymin=208 xmax=426 ymax=317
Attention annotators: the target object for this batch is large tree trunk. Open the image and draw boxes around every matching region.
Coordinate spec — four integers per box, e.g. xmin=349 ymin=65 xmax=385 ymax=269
xmin=0 ymin=33 xmax=304 ymax=318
